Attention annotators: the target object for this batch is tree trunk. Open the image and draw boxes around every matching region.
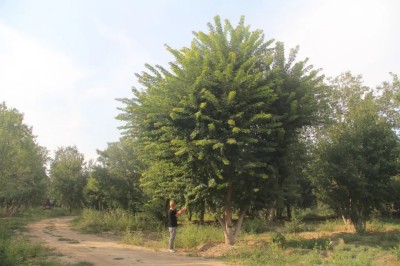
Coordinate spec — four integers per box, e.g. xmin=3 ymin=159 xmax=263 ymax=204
xmin=277 ymin=207 xmax=284 ymax=220
xmin=216 ymin=182 xmax=247 ymax=245
xmin=286 ymin=203 xmax=292 ymax=220
xmin=351 ymin=206 xmax=366 ymax=234
xmin=199 ymin=200 xmax=205 ymax=225
xmin=353 ymin=218 xmax=366 ymax=233
xmin=266 ymin=208 xmax=277 ymax=222
xmin=188 ymin=207 xmax=192 ymax=222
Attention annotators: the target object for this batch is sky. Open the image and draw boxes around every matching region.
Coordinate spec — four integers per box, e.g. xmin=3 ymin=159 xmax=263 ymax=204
xmin=1 ymin=0 xmax=399 ymax=161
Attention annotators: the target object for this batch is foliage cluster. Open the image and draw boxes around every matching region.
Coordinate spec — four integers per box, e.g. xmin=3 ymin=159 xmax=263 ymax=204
xmin=0 ymin=103 xmax=48 ymax=217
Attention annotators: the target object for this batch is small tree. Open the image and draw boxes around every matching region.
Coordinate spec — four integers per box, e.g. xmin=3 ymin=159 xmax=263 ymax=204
xmin=311 ymin=77 xmax=400 ymax=233
xmin=50 ymin=146 xmax=87 ymax=213
xmin=92 ymin=139 xmax=144 ymax=212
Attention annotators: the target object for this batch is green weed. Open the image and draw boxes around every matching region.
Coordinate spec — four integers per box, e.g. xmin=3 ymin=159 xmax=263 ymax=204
xmin=315 ymin=219 xmax=342 ymax=232
xmin=74 ymin=209 xmax=163 ymax=234
xmin=242 ymin=217 xmax=268 ymax=234
xmin=224 ymin=245 xmax=321 ymax=266
xmin=172 ymin=224 xmax=223 ymax=249
xmin=391 ymin=245 xmax=400 ymax=260
xmin=285 ymin=215 xmax=305 ymax=233
xmin=122 ymin=229 xmax=144 ymax=245
xmin=271 ymin=232 xmax=286 ymax=248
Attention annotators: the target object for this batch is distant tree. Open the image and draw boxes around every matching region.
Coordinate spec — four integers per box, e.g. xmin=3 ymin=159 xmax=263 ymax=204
xmin=90 ymin=139 xmax=143 ymax=212
xmin=390 ymin=175 xmax=400 ymax=216
xmin=50 ymin=146 xmax=87 ymax=213
xmin=118 ymin=16 xmax=324 ymax=244
xmin=84 ymin=167 xmax=109 ymax=211
xmin=0 ymin=103 xmax=48 ymax=216
xmin=376 ymin=73 xmax=400 ymax=129
xmin=310 ymin=74 xmax=400 ymax=233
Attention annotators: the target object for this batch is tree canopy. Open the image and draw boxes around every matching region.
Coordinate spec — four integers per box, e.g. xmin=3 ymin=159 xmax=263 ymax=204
xmin=0 ymin=102 xmax=48 ymax=216
xmin=49 ymin=146 xmax=87 ymax=213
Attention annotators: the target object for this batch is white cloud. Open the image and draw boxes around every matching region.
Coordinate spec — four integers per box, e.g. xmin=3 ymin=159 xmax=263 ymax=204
xmin=0 ymin=20 xmax=87 ymax=158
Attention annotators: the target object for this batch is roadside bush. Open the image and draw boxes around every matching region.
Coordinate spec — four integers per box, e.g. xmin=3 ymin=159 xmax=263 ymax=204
xmin=271 ymin=232 xmax=286 ymax=248
xmin=285 ymin=215 xmax=305 ymax=233
xmin=392 ymin=245 xmax=400 ymax=260
xmin=75 ymin=208 xmax=163 ymax=234
xmin=242 ymin=218 xmax=268 ymax=234
xmin=0 ymin=237 xmax=48 ymax=265
xmin=315 ymin=219 xmax=342 ymax=232
xmin=170 ymin=224 xmax=223 ymax=248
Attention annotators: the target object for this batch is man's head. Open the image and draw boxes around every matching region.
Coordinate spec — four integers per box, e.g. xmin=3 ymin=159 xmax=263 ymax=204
xmin=169 ymin=200 xmax=176 ymax=209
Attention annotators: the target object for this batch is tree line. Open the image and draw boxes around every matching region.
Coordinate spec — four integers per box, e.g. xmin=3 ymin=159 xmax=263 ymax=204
xmin=1 ymin=16 xmax=400 ymax=245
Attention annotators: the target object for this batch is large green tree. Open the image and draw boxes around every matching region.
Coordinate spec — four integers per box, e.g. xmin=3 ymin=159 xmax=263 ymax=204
xmin=0 ymin=103 xmax=48 ymax=216
xmin=118 ymin=16 xmax=323 ymax=244
xmin=310 ymin=74 xmax=400 ymax=233
xmin=49 ymin=146 xmax=87 ymax=213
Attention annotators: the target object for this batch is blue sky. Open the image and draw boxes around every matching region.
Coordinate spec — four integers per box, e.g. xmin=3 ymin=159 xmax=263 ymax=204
xmin=1 ymin=0 xmax=399 ymax=161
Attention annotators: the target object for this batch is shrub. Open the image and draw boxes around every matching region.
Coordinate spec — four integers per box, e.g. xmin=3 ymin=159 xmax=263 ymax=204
xmin=392 ymin=245 xmax=400 ymax=260
xmin=271 ymin=232 xmax=286 ymax=248
xmin=285 ymin=215 xmax=305 ymax=233
xmin=242 ymin=218 xmax=267 ymax=234
xmin=75 ymin=209 xmax=163 ymax=234
xmin=172 ymin=224 xmax=223 ymax=248
xmin=316 ymin=219 xmax=341 ymax=232
xmin=0 ymin=237 xmax=51 ymax=266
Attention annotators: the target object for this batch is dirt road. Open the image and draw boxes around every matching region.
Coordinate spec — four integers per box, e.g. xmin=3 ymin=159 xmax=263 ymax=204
xmin=25 ymin=217 xmax=227 ymax=266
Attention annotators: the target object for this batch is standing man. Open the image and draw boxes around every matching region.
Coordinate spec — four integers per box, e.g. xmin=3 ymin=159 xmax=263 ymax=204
xmin=168 ymin=200 xmax=186 ymax=253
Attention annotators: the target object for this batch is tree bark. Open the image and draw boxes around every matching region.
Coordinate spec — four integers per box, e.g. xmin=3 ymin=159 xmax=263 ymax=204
xmin=286 ymin=203 xmax=292 ymax=220
xmin=215 ymin=182 xmax=247 ymax=245
xmin=199 ymin=200 xmax=205 ymax=225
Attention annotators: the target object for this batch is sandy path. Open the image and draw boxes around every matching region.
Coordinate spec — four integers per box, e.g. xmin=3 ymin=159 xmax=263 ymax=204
xmin=25 ymin=217 xmax=227 ymax=266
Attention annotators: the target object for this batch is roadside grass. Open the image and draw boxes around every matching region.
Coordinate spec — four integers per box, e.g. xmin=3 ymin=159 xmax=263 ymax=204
xmin=225 ymin=217 xmax=400 ymax=266
xmin=75 ymin=208 xmax=223 ymax=250
xmin=0 ymin=207 xmax=91 ymax=266
xmin=170 ymin=223 xmax=223 ymax=249
xmin=73 ymin=208 xmax=400 ymax=265
xmin=73 ymin=208 xmax=164 ymax=234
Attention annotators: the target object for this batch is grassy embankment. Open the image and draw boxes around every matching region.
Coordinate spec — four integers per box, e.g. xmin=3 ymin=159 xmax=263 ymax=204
xmin=0 ymin=207 xmax=92 ymax=266
xmin=75 ymin=208 xmax=400 ymax=266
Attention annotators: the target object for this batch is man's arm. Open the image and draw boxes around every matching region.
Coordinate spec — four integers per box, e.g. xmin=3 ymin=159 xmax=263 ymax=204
xmin=177 ymin=207 xmax=187 ymax=217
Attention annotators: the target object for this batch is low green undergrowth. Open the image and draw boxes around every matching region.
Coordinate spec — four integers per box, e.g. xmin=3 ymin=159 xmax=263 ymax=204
xmin=171 ymin=224 xmax=223 ymax=249
xmin=226 ymin=240 xmax=398 ymax=266
xmin=76 ymin=208 xmax=224 ymax=250
xmin=73 ymin=208 xmax=400 ymax=266
xmin=225 ymin=217 xmax=400 ymax=266
xmin=242 ymin=217 xmax=268 ymax=234
xmin=74 ymin=208 xmax=164 ymax=234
